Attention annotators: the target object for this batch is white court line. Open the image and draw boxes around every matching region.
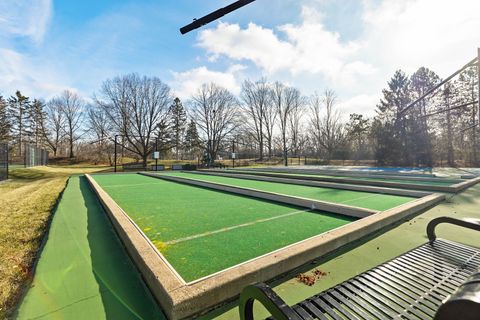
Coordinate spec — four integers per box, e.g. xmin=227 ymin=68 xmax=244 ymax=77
xmin=165 ymin=208 xmax=313 ymax=245
xmin=338 ymin=193 xmax=382 ymax=205
xmin=103 ymin=182 xmax=165 ymax=188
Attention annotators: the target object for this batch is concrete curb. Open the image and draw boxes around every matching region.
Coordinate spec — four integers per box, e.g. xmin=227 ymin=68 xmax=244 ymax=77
xmin=451 ymin=176 xmax=480 ymax=193
xmin=141 ymin=172 xmax=377 ymax=218
xmin=212 ymin=169 xmax=460 ymax=193
xmin=86 ymin=173 xmax=445 ymax=319
xmin=235 ymin=167 xmax=440 ymax=179
xmin=189 ymin=170 xmax=431 ymax=198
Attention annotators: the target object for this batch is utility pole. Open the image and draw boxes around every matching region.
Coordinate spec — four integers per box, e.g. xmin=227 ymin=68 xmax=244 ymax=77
xmin=114 ymin=135 xmax=118 ymax=173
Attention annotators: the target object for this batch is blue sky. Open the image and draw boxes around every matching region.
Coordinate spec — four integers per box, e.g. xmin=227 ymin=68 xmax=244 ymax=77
xmin=1 ymin=0 xmax=479 ymax=116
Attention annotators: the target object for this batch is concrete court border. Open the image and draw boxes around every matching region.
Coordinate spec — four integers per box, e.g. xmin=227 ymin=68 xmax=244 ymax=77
xmin=236 ymin=167 xmax=442 ymax=180
xmin=186 ymin=170 xmax=431 ymax=198
xmin=85 ymin=173 xmax=445 ymax=319
xmin=141 ymin=172 xmax=376 ymax=218
xmin=210 ymin=169 xmax=480 ymax=193
xmin=227 ymin=167 xmax=464 ymax=183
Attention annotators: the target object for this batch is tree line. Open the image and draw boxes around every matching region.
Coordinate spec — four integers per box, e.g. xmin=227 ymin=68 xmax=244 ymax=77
xmin=0 ymin=65 xmax=478 ymax=167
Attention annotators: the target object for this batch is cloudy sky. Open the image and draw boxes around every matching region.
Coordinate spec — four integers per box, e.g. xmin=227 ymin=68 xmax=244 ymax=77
xmin=1 ymin=0 xmax=479 ymax=116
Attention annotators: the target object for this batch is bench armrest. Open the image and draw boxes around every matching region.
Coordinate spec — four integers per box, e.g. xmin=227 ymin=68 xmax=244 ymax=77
xmin=239 ymin=283 xmax=302 ymax=320
xmin=427 ymin=216 xmax=480 ymax=243
xmin=434 ymin=273 xmax=480 ymax=320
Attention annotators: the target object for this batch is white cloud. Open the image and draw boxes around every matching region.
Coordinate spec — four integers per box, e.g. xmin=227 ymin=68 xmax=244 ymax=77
xmin=170 ymin=65 xmax=245 ymax=99
xmin=0 ymin=0 xmax=53 ymax=43
xmin=337 ymin=94 xmax=380 ymax=119
xmin=361 ymin=0 xmax=480 ymax=75
xmin=197 ymin=6 xmax=375 ymax=86
xmin=194 ymin=0 xmax=480 ymax=117
xmin=0 ymin=1 xmax=69 ymax=98
xmin=0 ymin=49 xmax=72 ymax=98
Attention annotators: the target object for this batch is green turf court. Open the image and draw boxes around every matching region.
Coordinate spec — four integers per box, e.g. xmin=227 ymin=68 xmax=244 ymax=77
xmin=161 ymin=171 xmax=416 ymax=211
xmin=227 ymin=169 xmax=461 ymax=187
xmin=92 ymin=173 xmax=359 ymax=282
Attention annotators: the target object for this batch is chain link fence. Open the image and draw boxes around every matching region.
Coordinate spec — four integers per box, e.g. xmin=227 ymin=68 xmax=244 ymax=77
xmin=0 ymin=142 xmax=8 ymax=181
xmin=24 ymin=144 xmax=49 ymax=167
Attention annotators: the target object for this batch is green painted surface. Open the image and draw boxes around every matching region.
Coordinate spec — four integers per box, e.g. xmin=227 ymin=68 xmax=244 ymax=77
xmin=230 ymin=169 xmax=460 ymax=186
xmin=16 ymin=176 xmax=165 ymax=320
xmin=208 ymin=182 xmax=480 ymax=320
xmin=163 ymin=172 xmax=415 ymax=211
xmin=347 ymin=176 xmax=459 ymax=186
xmin=92 ymin=174 xmax=355 ymax=282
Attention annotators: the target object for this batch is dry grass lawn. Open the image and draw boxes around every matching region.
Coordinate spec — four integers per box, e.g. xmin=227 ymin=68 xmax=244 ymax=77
xmin=0 ymin=165 xmax=109 ymax=318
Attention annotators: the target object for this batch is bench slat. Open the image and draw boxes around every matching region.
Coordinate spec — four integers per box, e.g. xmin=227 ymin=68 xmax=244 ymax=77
xmin=280 ymin=239 xmax=480 ymax=319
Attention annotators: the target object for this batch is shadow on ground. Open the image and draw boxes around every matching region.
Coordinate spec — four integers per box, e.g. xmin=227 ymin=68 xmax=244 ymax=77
xmin=80 ymin=176 xmax=166 ymax=320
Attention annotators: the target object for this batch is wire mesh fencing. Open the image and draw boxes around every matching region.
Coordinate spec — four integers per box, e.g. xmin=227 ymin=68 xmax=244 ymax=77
xmin=0 ymin=142 xmax=8 ymax=181
xmin=24 ymin=144 xmax=49 ymax=167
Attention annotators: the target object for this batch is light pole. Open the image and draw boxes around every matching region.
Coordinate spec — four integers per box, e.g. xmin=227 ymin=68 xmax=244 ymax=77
xmin=114 ymin=134 xmax=118 ymax=172
xmin=232 ymin=139 xmax=236 ymax=168
xmin=155 ymin=137 xmax=159 ymax=171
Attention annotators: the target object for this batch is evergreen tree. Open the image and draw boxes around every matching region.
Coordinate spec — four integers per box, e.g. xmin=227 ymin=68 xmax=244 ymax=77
xmin=168 ymin=97 xmax=187 ymax=160
xmin=29 ymin=99 xmax=47 ymax=147
xmin=0 ymin=96 xmax=9 ymax=141
xmin=409 ymin=67 xmax=440 ymax=166
xmin=184 ymin=120 xmax=202 ymax=160
xmin=346 ymin=113 xmax=371 ymax=161
xmin=8 ymin=91 xmax=31 ymax=156
xmin=156 ymin=118 xmax=173 ymax=158
xmin=456 ymin=66 xmax=479 ymax=165
xmin=374 ymin=70 xmax=412 ymax=165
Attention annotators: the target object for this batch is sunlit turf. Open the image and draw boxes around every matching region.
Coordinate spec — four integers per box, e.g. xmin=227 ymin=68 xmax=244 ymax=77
xmin=93 ymin=173 xmax=355 ymax=281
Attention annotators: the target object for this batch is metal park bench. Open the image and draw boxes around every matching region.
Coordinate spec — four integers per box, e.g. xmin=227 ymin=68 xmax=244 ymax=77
xmin=122 ymin=162 xmax=145 ymax=170
xmin=239 ymin=217 xmax=480 ymax=320
xmin=150 ymin=164 xmax=165 ymax=171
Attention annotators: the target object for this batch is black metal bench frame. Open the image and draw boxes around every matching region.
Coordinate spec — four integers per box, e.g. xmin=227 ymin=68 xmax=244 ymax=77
xmin=239 ymin=217 xmax=480 ymax=320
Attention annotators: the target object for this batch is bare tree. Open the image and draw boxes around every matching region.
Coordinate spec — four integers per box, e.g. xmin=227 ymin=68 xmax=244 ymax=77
xmin=56 ymin=90 xmax=84 ymax=158
xmin=87 ymin=104 xmax=114 ymax=164
xmin=309 ymin=90 xmax=345 ymax=160
xmin=263 ymin=92 xmax=277 ymax=158
xmin=189 ymin=83 xmax=240 ymax=164
xmin=288 ymin=97 xmax=306 ymax=157
xmin=241 ymin=78 xmax=271 ymax=160
xmin=96 ymin=73 xmax=172 ymax=165
xmin=44 ymin=98 xmax=65 ymax=157
xmin=271 ymin=82 xmax=302 ymax=166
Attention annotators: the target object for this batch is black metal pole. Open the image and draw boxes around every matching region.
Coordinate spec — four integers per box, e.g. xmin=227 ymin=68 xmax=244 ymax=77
xmin=208 ymin=139 xmax=211 ymax=168
xmin=401 ymin=56 xmax=478 ymax=115
xmin=114 ymin=135 xmax=118 ymax=173
xmin=232 ymin=139 xmax=235 ymax=168
xmin=155 ymin=137 xmax=158 ymax=171
xmin=180 ymin=0 xmax=256 ymax=34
